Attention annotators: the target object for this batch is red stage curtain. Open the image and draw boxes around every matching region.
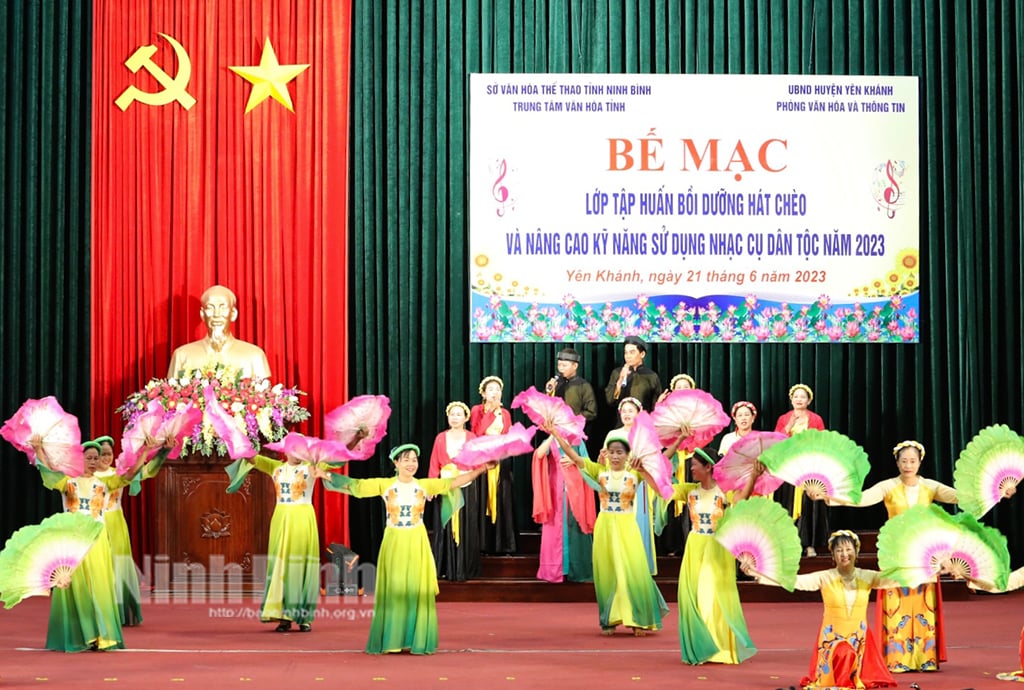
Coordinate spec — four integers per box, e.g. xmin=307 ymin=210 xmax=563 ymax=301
xmin=90 ymin=0 xmax=351 ymax=560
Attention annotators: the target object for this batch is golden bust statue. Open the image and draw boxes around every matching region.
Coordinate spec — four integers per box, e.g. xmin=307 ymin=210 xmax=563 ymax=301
xmin=167 ymin=285 xmax=271 ymax=380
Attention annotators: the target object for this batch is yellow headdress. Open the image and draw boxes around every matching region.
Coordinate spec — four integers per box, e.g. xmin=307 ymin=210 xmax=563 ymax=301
xmin=788 ymin=383 xmax=813 ymax=402
xmin=478 ymin=375 xmax=504 ymax=397
xmin=827 ymin=530 xmax=860 ymax=553
xmin=892 ymin=439 xmax=925 ymax=459
xmin=445 ymin=401 xmax=470 ymax=418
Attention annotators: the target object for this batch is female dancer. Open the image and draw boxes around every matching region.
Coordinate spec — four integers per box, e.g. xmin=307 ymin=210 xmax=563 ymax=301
xmin=225 ymin=446 xmax=344 ymax=632
xmin=655 ymin=374 xmax=697 ymax=557
xmin=549 ymin=427 xmax=668 ymax=636
xmin=718 ymin=401 xmax=758 ymax=457
xmin=328 ymin=444 xmax=491 ymax=654
xmin=94 ymin=434 xmax=164 ymax=626
xmin=602 ymin=397 xmax=656 ymax=574
xmin=674 ymin=450 xmax=757 ymax=664
xmin=744 ymin=530 xmax=897 ymax=689
xmin=774 ymin=383 xmax=827 ymax=557
xmin=32 ymin=436 xmax=164 ymax=651
xmin=428 ymin=401 xmax=480 ymax=581
xmin=469 ymin=376 xmax=516 ymax=554
xmin=826 ymin=440 xmax=956 ymax=672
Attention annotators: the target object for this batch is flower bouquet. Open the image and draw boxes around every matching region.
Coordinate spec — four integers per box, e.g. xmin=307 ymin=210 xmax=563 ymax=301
xmin=117 ymin=363 xmax=310 ymax=457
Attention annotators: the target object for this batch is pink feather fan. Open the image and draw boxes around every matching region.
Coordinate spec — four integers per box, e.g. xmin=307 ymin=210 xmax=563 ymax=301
xmin=511 ymin=387 xmax=586 ymax=445
xmin=324 ymin=395 xmax=391 ymax=460
xmin=263 ymin=431 xmax=355 ymax=465
xmin=627 ymin=412 xmax=676 ymax=500
xmin=453 ymin=422 xmax=537 ymax=470
xmin=650 ymin=389 xmax=730 ymax=451
xmin=1 ymin=396 xmax=84 ymax=476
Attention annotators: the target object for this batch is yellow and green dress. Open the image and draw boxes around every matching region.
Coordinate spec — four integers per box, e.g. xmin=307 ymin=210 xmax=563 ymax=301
xmin=38 ymin=466 xmax=132 ymax=652
xmin=227 ymin=455 xmax=324 ymax=627
xmin=329 ymin=474 xmax=455 ymax=654
xmin=675 ymin=481 xmax=757 ymax=665
xmin=578 ymin=459 xmax=668 ymax=632
xmin=95 ymin=456 xmax=163 ymax=627
xmin=856 ymin=476 xmax=956 ymax=671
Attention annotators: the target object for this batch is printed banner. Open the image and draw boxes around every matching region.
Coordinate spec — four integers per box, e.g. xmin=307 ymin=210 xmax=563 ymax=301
xmin=469 ymin=74 xmax=919 ymax=343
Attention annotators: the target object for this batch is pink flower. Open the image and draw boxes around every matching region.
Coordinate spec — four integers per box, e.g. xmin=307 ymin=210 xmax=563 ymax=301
xmin=795 ymin=330 xmax=808 ymax=341
xmin=845 ymin=321 xmax=861 ymax=338
xmin=867 ymin=330 xmax=881 ymax=341
xmin=754 ymin=326 xmax=770 ymax=341
xmin=826 ymin=325 xmax=843 ymax=341
xmin=680 ymin=322 xmax=696 ymax=338
xmin=772 ymin=321 xmax=788 ymax=338
xmin=699 ymin=321 xmax=715 ymax=338
xmin=899 ymin=327 xmax=916 ymax=341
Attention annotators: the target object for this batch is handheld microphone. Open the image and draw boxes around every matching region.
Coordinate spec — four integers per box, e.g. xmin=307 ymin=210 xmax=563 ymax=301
xmin=546 ymin=372 xmax=562 ymax=395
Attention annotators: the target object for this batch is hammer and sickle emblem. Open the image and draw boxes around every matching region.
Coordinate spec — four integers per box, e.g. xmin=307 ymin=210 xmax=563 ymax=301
xmin=115 ymin=32 xmax=196 ymax=111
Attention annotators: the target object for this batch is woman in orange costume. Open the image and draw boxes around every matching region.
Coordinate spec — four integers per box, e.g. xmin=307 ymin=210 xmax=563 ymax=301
xmin=827 ymin=440 xmax=956 ymax=672
xmin=745 ymin=530 xmax=896 ymax=689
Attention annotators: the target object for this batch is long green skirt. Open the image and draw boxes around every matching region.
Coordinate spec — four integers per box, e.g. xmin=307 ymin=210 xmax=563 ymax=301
xmin=592 ymin=511 xmax=668 ymax=630
xmin=47 ymin=528 xmax=124 ymax=652
xmin=260 ymin=503 xmax=320 ymax=626
xmin=677 ymin=532 xmax=756 ymax=664
xmin=366 ymin=523 xmax=440 ymax=654
xmin=103 ymin=507 xmax=143 ymax=626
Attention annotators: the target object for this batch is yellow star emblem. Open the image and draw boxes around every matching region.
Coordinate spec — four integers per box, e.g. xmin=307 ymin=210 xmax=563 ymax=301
xmin=229 ymin=38 xmax=310 ymax=114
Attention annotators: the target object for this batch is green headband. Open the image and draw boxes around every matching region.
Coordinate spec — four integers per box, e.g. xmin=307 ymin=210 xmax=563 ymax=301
xmin=93 ymin=435 xmax=115 ymax=446
xmin=604 ymin=431 xmax=631 ymax=451
xmin=389 ymin=443 xmax=420 ymax=461
xmin=693 ymin=447 xmax=716 ymax=466
xmin=82 ymin=441 xmax=102 ymax=452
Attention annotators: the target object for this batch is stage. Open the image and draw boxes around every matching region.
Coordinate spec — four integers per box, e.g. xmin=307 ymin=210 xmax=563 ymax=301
xmin=1 ymin=591 xmax=1020 ymax=689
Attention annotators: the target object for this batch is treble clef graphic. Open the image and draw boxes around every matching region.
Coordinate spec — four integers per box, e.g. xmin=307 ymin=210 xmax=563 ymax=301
xmin=492 ymin=158 xmax=510 ymax=217
xmin=883 ymin=159 xmax=901 ymax=219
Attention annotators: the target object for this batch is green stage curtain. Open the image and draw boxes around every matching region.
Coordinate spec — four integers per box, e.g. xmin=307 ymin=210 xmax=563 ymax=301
xmin=0 ymin=1 xmax=92 ymax=543
xmin=347 ymin=0 xmax=1024 ymax=563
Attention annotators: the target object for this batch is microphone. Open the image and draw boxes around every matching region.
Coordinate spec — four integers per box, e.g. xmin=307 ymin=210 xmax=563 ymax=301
xmin=545 ymin=373 xmax=562 ymax=395
xmin=618 ymin=364 xmax=632 ymax=388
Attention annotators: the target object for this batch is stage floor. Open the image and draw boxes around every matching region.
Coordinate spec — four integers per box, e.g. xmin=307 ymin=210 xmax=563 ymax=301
xmin=1 ymin=592 xmax=1020 ymax=688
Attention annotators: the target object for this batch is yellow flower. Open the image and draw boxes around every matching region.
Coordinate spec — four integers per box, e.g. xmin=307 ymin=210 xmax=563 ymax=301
xmin=896 ymin=248 xmax=919 ymax=273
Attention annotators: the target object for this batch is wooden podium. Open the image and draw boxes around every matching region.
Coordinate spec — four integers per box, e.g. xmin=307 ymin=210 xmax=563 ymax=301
xmin=153 ymin=456 xmax=274 ymax=594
